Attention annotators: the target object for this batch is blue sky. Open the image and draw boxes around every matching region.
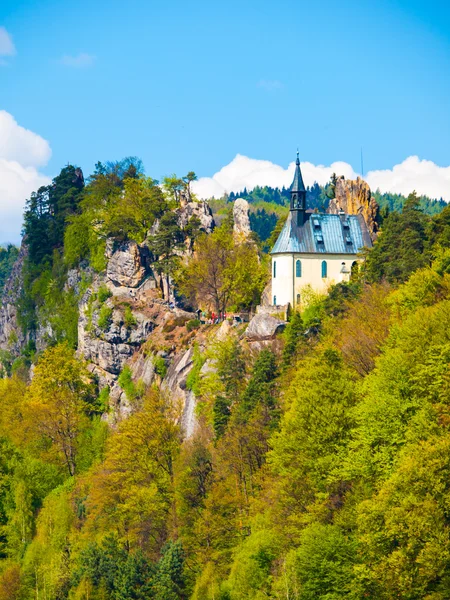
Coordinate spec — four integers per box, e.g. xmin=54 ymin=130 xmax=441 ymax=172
xmin=0 ymin=0 xmax=450 ymax=241
xmin=2 ymin=0 xmax=450 ymax=178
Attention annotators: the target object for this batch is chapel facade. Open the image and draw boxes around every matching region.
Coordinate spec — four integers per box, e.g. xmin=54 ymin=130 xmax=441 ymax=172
xmin=270 ymin=153 xmax=372 ymax=308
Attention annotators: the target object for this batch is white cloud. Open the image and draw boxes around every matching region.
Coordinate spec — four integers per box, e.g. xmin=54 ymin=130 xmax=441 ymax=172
xmin=365 ymin=156 xmax=450 ymax=201
xmin=0 ymin=111 xmax=51 ymax=167
xmin=0 ymin=111 xmax=52 ymax=244
xmin=193 ymin=154 xmax=357 ymax=199
xmin=257 ymin=79 xmax=283 ymax=91
xmin=59 ymin=53 xmax=95 ymax=68
xmin=0 ymin=27 xmax=16 ymax=65
xmin=193 ymin=154 xmax=450 ymax=202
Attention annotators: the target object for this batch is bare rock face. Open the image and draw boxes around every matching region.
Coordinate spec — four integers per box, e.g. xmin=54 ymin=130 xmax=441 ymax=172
xmin=233 ymin=198 xmax=251 ymax=240
xmin=0 ymin=243 xmax=28 ymax=355
xmin=328 ymin=177 xmax=379 ymax=240
xmin=245 ymin=313 xmax=286 ymax=341
xmin=177 ymin=200 xmax=215 ymax=234
xmin=260 ymin=281 xmax=272 ymax=307
xmin=106 ymin=240 xmax=149 ymax=288
xmin=163 ymin=348 xmax=197 ymax=438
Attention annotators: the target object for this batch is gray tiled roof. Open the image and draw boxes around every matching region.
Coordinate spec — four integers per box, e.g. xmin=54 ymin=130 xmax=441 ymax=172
xmin=271 ymin=212 xmax=372 ymax=255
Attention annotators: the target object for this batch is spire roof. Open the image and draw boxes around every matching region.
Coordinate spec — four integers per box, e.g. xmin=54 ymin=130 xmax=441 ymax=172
xmin=291 ymin=150 xmax=306 ymax=193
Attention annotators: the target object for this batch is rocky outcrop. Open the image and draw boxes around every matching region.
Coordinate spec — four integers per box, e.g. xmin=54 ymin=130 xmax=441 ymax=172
xmin=163 ymin=348 xmax=197 ymax=437
xmin=0 ymin=243 xmax=28 ymax=355
xmin=245 ymin=313 xmax=286 ymax=341
xmin=177 ymin=200 xmax=215 ymax=234
xmin=106 ymin=240 xmax=150 ymax=288
xmin=260 ymin=281 xmax=272 ymax=307
xmin=233 ymin=198 xmax=252 ymax=240
xmin=328 ymin=177 xmax=379 ymax=240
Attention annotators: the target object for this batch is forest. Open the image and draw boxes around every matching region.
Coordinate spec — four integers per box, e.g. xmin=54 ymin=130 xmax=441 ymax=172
xmin=1 ymin=159 xmax=450 ymax=599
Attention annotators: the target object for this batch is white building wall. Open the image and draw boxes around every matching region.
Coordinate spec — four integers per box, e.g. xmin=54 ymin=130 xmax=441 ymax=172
xmin=271 ymin=253 xmax=358 ymax=308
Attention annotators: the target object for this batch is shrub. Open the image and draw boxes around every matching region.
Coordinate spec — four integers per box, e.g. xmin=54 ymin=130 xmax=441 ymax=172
xmin=124 ymin=305 xmax=137 ymax=328
xmin=98 ymin=305 xmax=113 ymax=330
xmin=154 ymin=356 xmax=167 ymax=378
xmin=98 ymin=386 xmax=110 ymax=411
xmin=186 ymin=318 xmax=201 ymax=332
xmin=98 ymin=284 xmax=112 ymax=303
xmin=117 ymin=365 xmax=144 ymax=400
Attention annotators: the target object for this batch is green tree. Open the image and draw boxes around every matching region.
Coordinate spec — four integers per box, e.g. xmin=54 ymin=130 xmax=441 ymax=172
xmin=177 ymin=224 xmax=267 ymax=313
xmin=148 ymin=211 xmax=185 ymax=300
xmin=239 ymin=349 xmax=278 ymax=420
xmin=364 ymin=191 xmax=431 ymax=284
xmin=0 ymin=245 xmax=19 ymax=296
xmin=153 ymin=541 xmax=186 ymax=600
xmin=24 ymin=343 xmax=96 ymax=476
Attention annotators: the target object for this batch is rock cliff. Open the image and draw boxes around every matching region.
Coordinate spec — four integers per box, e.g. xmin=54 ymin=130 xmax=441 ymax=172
xmin=233 ymin=198 xmax=252 ymax=240
xmin=328 ymin=176 xmax=379 ymax=240
xmin=0 ymin=243 xmax=28 ymax=355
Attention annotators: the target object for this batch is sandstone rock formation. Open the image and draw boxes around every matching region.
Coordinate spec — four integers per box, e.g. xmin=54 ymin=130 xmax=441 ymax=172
xmin=106 ymin=240 xmax=150 ymax=288
xmin=177 ymin=200 xmax=215 ymax=234
xmin=260 ymin=281 xmax=272 ymax=307
xmin=245 ymin=313 xmax=286 ymax=341
xmin=233 ymin=198 xmax=252 ymax=240
xmin=328 ymin=176 xmax=379 ymax=240
xmin=0 ymin=243 xmax=28 ymax=355
xmin=0 ymin=198 xmax=217 ymax=434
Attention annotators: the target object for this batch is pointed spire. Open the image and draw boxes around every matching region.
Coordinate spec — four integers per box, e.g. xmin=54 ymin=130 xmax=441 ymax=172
xmin=291 ymin=151 xmax=306 ymax=193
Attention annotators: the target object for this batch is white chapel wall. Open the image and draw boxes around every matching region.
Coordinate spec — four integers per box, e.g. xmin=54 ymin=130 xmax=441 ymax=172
xmin=271 ymin=253 xmax=358 ymax=307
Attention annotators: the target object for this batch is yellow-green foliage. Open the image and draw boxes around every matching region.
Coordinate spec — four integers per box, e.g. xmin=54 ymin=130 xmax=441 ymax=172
xmin=97 ymin=305 xmax=112 ymax=331
xmin=4 ymin=250 xmax=450 ymax=600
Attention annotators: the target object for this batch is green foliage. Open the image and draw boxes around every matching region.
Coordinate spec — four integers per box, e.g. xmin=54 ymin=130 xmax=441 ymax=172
xmin=278 ymin=523 xmax=356 ymax=600
xmin=98 ymin=304 xmax=113 ymax=330
xmin=0 ymin=244 xmax=19 ymax=296
xmin=7 ymin=157 xmax=450 ymax=600
xmin=97 ymin=283 xmax=112 ymax=303
xmin=364 ymin=191 xmax=431 ymax=284
xmin=177 ymin=223 xmax=268 ymax=313
xmin=282 ymin=311 xmax=304 ymax=366
xmin=239 ymin=349 xmax=278 ymax=421
xmin=152 ymin=541 xmax=186 ymax=600
xmin=124 ymin=304 xmax=137 ymax=329
xmin=65 ymin=161 xmax=167 ymax=270
xmin=186 ymin=318 xmax=201 ymax=332
xmin=185 ymin=345 xmax=205 ymax=396
xmin=212 ymin=338 xmax=246 ymax=439
xmin=74 ymin=534 xmax=154 ymax=600
xmin=98 ymin=386 xmax=110 ymax=412
xmin=154 ymin=356 xmax=167 ymax=378
xmin=118 ymin=365 xmax=145 ymax=400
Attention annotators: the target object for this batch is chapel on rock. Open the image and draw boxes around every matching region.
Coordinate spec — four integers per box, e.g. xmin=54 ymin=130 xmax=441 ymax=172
xmin=270 ymin=153 xmax=372 ymax=308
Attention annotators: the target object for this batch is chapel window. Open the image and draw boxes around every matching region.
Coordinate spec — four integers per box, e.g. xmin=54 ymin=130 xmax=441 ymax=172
xmin=296 ymin=259 xmax=302 ymax=277
xmin=321 ymin=260 xmax=327 ymax=278
xmin=273 ymin=261 xmax=276 ymax=278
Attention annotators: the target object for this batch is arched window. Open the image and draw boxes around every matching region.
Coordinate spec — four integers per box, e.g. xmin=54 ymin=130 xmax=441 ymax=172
xmin=273 ymin=261 xmax=276 ymax=278
xmin=296 ymin=259 xmax=302 ymax=277
xmin=351 ymin=261 xmax=358 ymax=280
xmin=273 ymin=295 xmax=277 ymax=306
xmin=321 ymin=260 xmax=327 ymax=278
xmin=296 ymin=293 xmax=301 ymax=305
